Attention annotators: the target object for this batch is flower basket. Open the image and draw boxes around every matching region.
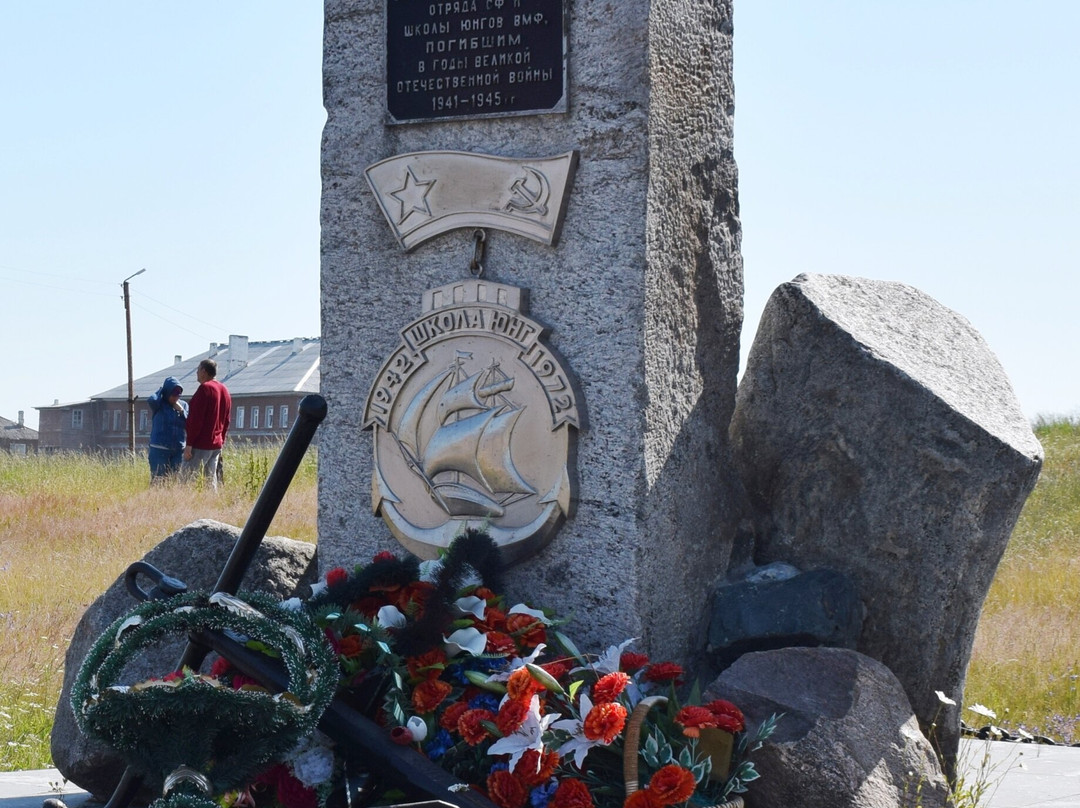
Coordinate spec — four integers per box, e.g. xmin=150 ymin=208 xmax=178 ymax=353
xmin=623 ymin=696 xmax=745 ymax=808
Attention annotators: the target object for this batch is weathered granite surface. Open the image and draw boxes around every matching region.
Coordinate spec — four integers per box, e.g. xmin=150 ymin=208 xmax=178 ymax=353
xmin=729 ymin=273 xmax=1043 ymax=770
xmin=51 ymin=520 xmax=318 ymax=801
xmin=319 ymin=0 xmax=745 ymax=662
xmin=706 ymin=647 xmax=949 ymax=808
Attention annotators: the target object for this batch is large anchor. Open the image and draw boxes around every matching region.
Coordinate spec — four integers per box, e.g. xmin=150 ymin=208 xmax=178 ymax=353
xmin=96 ymin=394 xmax=497 ymax=808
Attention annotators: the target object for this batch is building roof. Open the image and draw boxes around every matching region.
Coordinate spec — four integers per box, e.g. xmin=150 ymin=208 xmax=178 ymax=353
xmin=89 ymin=337 xmax=321 ymax=402
xmin=0 ymin=415 xmax=39 ymax=441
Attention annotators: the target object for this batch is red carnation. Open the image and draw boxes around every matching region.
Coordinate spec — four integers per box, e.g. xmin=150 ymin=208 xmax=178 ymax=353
xmin=407 ymin=648 xmax=448 ymax=680
xmin=704 ymin=699 xmax=745 ymax=734
xmin=646 ymin=765 xmax=696 ymax=807
xmin=506 ymin=612 xmax=547 ymax=649
xmin=513 ymin=748 xmax=559 ymax=787
xmin=496 ymin=697 xmax=530 ymax=735
xmin=485 ymin=630 xmax=517 ymax=656
xmin=411 ymin=678 xmax=453 ymax=714
xmin=325 ymin=567 xmax=349 ymax=587
xmin=619 ymin=652 xmax=650 ymax=672
xmin=458 ymin=708 xmax=497 ymax=745
xmin=507 ymin=667 xmax=545 ymax=701
xmin=337 ymin=634 xmax=365 ymax=659
xmin=642 ymin=662 xmax=684 ymax=685
xmin=674 ymin=705 xmax=718 ymax=737
xmin=623 ymin=790 xmax=659 ymax=808
xmin=486 ymin=769 xmax=528 ymax=808
xmin=372 ymin=551 xmax=396 ymax=562
xmin=439 ymin=700 xmax=470 ymax=733
xmin=592 ymin=671 xmax=631 ymax=704
xmin=583 ymin=702 xmax=628 ymax=743
xmin=549 ymin=778 xmax=593 ymax=808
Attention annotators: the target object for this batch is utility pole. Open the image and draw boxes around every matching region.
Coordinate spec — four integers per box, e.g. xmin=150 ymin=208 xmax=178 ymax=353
xmin=122 ymin=268 xmax=146 ymax=456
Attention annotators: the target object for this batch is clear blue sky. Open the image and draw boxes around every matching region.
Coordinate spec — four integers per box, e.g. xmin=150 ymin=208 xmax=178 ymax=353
xmin=2 ymin=3 xmax=1077 ymax=433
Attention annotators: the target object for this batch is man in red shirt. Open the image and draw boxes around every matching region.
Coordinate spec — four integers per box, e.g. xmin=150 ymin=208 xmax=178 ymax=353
xmin=183 ymin=358 xmax=232 ymax=490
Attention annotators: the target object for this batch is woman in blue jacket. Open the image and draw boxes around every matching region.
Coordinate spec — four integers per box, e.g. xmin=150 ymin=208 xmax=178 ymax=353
xmin=146 ymin=376 xmax=188 ymax=481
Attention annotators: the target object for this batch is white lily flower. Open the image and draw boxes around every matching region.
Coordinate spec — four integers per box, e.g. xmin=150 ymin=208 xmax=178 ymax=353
xmin=935 ymin=690 xmax=956 ymax=706
xmin=309 ymin=580 xmax=328 ymax=598
xmin=487 ymin=695 xmax=556 ymax=771
xmin=573 ymin=638 xmax=637 ymax=675
xmin=484 ymin=643 xmax=548 ymax=683
xmin=454 ymin=596 xmax=487 ymax=620
xmin=444 ymin=627 xmax=488 ymax=657
xmin=376 ymin=604 xmax=407 ymax=629
xmin=552 ymin=692 xmax=608 ymax=768
xmin=407 ymin=716 xmax=429 ymax=742
xmin=279 ymin=597 xmax=303 ymax=612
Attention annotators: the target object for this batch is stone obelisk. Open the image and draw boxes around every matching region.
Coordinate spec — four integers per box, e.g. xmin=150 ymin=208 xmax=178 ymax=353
xmin=318 ymin=0 xmax=744 ymax=662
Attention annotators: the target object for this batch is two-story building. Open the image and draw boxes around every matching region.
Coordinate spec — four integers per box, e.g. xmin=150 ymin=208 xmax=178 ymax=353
xmin=0 ymin=411 xmax=39 ymax=455
xmin=36 ymin=335 xmax=320 ymax=454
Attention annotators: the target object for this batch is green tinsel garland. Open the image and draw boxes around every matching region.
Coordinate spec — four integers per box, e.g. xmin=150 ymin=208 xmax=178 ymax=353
xmin=71 ymin=591 xmax=338 ymax=806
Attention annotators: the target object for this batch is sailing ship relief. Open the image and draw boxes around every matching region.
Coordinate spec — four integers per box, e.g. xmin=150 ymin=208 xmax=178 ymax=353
xmin=363 ymin=279 xmax=580 ymax=564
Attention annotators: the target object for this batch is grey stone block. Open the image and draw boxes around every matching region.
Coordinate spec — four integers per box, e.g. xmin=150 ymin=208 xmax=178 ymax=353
xmin=50 ymin=520 xmax=318 ymax=801
xmin=706 ymin=647 xmax=949 ymax=808
xmin=707 ymin=567 xmax=863 ymax=666
xmin=730 ymin=273 xmax=1043 ymax=770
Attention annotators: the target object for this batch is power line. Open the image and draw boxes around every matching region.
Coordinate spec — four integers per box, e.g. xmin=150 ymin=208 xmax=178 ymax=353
xmin=0 ymin=272 xmax=116 ymax=298
xmin=131 ymin=300 xmax=216 ymax=342
xmin=133 ymin=289 xmax=228 ymax=333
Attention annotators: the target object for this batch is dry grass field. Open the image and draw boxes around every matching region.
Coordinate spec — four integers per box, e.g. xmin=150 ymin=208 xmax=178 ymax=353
xmin=964 ymin=419 xmax=1080 ymax=741
xmin=1 ymin=420 xmax=1078 ymax=771
xmin=0 ymin=446 xmax=316 ymax=770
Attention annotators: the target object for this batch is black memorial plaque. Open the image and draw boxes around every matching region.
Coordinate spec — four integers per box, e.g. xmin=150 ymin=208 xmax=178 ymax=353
xmin=386 ymin=0 xmax=566 ymax=124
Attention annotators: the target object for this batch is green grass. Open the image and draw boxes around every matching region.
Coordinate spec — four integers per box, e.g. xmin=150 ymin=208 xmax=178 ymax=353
xmin=964 ymin=419 xmax=1080 ymax=742
xmin=0 ymin=443 xmax=316 ymax=772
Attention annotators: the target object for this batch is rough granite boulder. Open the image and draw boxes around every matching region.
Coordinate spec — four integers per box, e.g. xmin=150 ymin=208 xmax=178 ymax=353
xmin=729 ymin=273 xmax=1043 ymax=770
xmin=706 ymin=647 xmax=949 ymax=808
xmin=51 ymin=519 xmax=319 ymax=801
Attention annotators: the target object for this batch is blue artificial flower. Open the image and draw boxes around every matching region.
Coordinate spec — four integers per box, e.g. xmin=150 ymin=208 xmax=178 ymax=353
xmin=530 ymin=780 xmax=558 ymax=808
xmin=469 ymin=692 xmax=500 ymax=712
xmin=424 ymin=729 xmax=453 ymax=761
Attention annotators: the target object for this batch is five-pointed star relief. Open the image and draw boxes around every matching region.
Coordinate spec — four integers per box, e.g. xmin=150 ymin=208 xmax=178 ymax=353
xmin=389 ymin=166 xmax=436 ymax=224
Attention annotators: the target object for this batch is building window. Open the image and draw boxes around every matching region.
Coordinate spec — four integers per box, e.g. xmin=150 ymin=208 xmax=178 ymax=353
xmin=103 ymin=411 xmax=111 ymax=431
xmin=280 ymin=405 xmax=289 ymax=429
xmin=72 ymin=409 xmax=83 ymax=429
xmin=252 ymin=407 xmax=260 ymax=430
xmin=265 ymin=406 xmax=274 ymax=430
xmin=11 ymin=443 xmax=27 ymax=456
xmin=236 ymin=406 xmax=246 ymax=429
xmin=139 ymin=410 xmax=149 ymax=432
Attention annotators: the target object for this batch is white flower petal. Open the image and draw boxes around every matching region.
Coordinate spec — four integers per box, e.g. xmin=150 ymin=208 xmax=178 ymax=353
xmin=376 ymin=604 xmax=407 ymax=628
xmin=444 ymin=627 xmax=488 ymax=657
xmin=966 ymin=703 xmax=998 ymax=720
xmin=935 ymin=690 xmax=957 ymax=706
xmin=508 ymin=604 xmax=554 ymax=625
xmin=407 ymin=716 xmax=429 ymax=742
xmin=454 ymin=596 xmax=487 ymax=620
